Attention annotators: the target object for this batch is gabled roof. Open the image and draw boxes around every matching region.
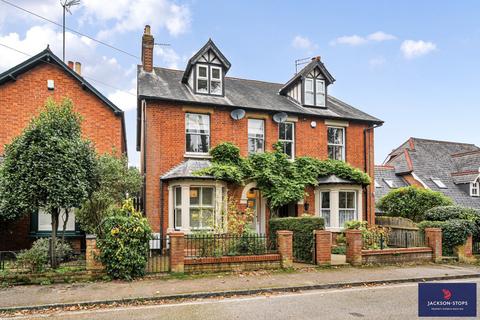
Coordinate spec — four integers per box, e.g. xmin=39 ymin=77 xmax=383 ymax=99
xmin=381 ymin=138 xmax=480 ymax=209
xmin=181 ymin=39 xmax=231 ymax=83
xmin=279 ymin=57 xmax=335 ymax=95
xmin=138 ymin=67 xmax=382 ymax=124
xmin=0 ymin=47 xmax=124 ymax=116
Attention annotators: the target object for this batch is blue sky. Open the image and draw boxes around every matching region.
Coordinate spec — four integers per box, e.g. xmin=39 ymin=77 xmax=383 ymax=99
xmin=1 ymin=1 xmax=479 ymax=166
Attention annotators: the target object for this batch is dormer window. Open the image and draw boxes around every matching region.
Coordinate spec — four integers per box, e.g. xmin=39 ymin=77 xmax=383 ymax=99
xmin=471 ymin=180 xmax=480 ymax=197
xmin=304 ymin=77 xmax=325 ymax=107
xmin=195 ymin=64 xmax=223 ymax=96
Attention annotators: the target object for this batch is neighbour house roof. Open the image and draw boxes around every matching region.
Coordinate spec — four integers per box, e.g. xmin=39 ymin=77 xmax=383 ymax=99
xmin=137 ymin=67 xmax=382 ymax=124
xmin=374 ymin=165 xmax=409 ymax=202
xmin=0 ymin=47 xmax=127 ymax=154
xmin=380 ymin=138 xmax=480 ymax=209
xmin=161 ymin=159 xmax=213 ymax=180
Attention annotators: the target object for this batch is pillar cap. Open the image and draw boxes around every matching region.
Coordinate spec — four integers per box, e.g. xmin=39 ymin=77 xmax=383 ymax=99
xmin=314 ymin=229 xmax=331 ymax=235
xmin=345 ymin=229 xmax=362 ymax=234
xmin=86 ymin=234 xmax=97 ymax=239
xmin=424 ymin=227 xmax=442 ymax=232
xmin=276 ymin=230 xmax=293 ymax=235
xmin=168 ymin=231 xmax=185 ymax=237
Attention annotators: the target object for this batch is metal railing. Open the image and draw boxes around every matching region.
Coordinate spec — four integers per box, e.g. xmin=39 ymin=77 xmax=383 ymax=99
xmin=473 ymin=241 xmax=480 ymax=255
xmin=147 ymin=234 xmax=170 ymax=273
xmin=0 ymin=249 xmax=86 ymax=272
xmin=185 ymin=233 xmax=276 ymax=258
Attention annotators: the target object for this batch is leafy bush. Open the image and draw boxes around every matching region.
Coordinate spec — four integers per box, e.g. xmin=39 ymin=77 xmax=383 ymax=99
xmin=377 ymin=186 xmax=453 ymax=222
xmin=269 ymin=216 xmax=324 ymax=262
xmin=16 ymin=238 xmax=73 ymax=272
xmin=98 ymin=200 xmax=152 ymax=280
xmin=344 ymin=221 xmax=390 ymax=250
xmin=424 ymin=205 xmax=480 ymax=221
xmin=418 ymin=219 xmax=476 ymax=255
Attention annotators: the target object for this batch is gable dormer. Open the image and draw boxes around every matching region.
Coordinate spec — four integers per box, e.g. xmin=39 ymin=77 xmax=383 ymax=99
xmin=279 ymin=56 xmax=335 ymax=108
xmin=182 ymin=39 xmax=231 ymax=96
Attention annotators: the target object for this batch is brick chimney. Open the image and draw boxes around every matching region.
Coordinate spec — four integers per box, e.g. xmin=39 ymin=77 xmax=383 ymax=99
xmin=67 ymin=61 xmax=74 ymax=69
xmin=142 ymin=25 xmax=154 ymax=72
xmin=311 ymin=56 xmax=321 ymax=62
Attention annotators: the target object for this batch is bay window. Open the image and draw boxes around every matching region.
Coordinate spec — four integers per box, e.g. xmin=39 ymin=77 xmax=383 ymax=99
xmin=327 ymin=127 xmax=345 ymax=161
xmin=320 ymin=191 xmax=331 ymax=227
xmin=279 ymin=122 xmax=294 ymax=159
xmin=189 ymin=187 xmax=215 ymax=230
xmin=248 ymin=119 xmax=265 ymax=154
xmin=339 ymin=191 xmax=357 ymax=227
xmin=186 ymin=113 xmax=210 ymax=153
xmin=174 ymin=187 xmax=182 ymax=229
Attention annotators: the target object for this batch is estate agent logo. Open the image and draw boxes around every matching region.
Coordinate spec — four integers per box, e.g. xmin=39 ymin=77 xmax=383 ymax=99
xmin=419 ymin=283 xmax=476 ymax=317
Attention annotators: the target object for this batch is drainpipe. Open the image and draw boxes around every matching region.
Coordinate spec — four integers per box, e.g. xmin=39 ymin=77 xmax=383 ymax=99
xmin=160 ymin=179 xmax=164 ymax=240
xmin=363 ymin=123 xmax=382 ymax=223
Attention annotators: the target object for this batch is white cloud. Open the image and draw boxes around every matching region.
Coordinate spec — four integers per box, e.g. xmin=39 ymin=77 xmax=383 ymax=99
xmin=292 ymin=35 xmax=318 ymax=52
xmin=367 ymin=31 xmax=396 ymax=42
xmin=155 ymin=46 xmax=181 ymax=69
xmin=108 ymin=86 xmax=137 ymax=111
xmin=81 ymin=0 xmax=191 ymax=38
xmin=331 ymin=31 xmax=396 ymax=46
xmin=400 ymin=40 xmax=437 ymax=59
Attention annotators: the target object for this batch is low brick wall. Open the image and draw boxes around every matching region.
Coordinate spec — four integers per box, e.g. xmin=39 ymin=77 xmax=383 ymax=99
xmin=184 ymin=254 xmax=282 ymax=273
xmin=362 ymin=247 xmax=433 ymax=265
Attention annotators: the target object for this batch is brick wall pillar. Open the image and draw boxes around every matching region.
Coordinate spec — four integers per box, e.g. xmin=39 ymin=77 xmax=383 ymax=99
xmin=345 ymin=230 xmax=362 ymax=266
xmin=85 ymin=234 xmax=104 ymax=271
xmin=277 ymin=230 xmax=293 ymax=268
xmin=169 ymin=231 xmax=185 ymax=273
xmin=425 ymin=228 xmax=442 ymax=263
xmin=455 ymin=235 xmax=475 ymax=263
xmin=314 ymin=230 xmax=331 ymax=265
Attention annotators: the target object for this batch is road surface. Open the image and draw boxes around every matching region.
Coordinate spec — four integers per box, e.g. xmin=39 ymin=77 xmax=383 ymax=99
xmin=5 ymin=279 xmax=480 ymax=320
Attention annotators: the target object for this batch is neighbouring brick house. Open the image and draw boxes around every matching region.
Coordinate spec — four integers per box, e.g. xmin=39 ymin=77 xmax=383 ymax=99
xmin=0 ymin=47 xmax=127 ymax=251
xmin=137 ymin=26 xmax=382 ymax=237
xmin=375 ymin=138 xmax=480 ymax=211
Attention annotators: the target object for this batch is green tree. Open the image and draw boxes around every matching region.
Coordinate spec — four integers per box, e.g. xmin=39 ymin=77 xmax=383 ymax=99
xmin=0 ymin=98 xmax=97 ymax=268
xmin=76 ymin=154 xmax=142 ymax=237
xmin=377 ymin=186 xmax=453 ymax=222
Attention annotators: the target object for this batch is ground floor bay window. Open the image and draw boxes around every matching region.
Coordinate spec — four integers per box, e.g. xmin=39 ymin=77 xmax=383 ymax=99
xmin=168 ymin=180 xmax=227 ymax=232
xmin=315 ymin=184 xmax=362 ymax=231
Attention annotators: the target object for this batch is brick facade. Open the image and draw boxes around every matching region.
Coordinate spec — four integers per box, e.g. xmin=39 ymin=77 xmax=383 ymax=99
xmin=142 ymin=101 xmax=376 ymax=235
xmin=0 ymin=55 xmax=126 ymax=251
xmin=314 ymin=230 xmax=332 ymax=265
xmin=345 ymin=229 xmax=362 ymax=266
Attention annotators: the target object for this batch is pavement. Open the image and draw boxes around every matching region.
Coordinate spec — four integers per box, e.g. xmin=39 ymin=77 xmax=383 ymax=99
xmin=1 ymin=263 xmax=479 ymax=311
xmin=4 ymin=278 xmax=480 ymax=319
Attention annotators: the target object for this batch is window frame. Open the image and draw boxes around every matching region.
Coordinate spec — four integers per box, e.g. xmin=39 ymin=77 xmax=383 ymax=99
xmin=173 ymin=186 xmax=182 ymax=230
xmin=304 ymin=77 xmax=326 ymax=107
xmin=315 ymin=79 xmax=325 ymax=107
xmin=304 ymin=78 xmax=314 ymax=106
xmin=431 ymin=178 xmax=448 ymax=189
xmin=189 ymin=186 xmax=216 ymax=230
xmin=196 ymin=64 xmax=209 ymax=94
xmin=471 ymin=180 xmax=480 ymax=197
xmin=209 ymin=66 xmax=223 ymax=96
xmin=320 ymin=191 xmax=331 ymax=227
xmin=248 ymin=118 xmax=265 ymax=154
xmin=338 ymin=191 xmax=357 ymax=227
xmin=327 ymin=126 xmax=345 ymax=161
xmin=185 ymin=113 xmax=211 ymax=154
xmin=278 ymin=121 xmax=295 ymax=160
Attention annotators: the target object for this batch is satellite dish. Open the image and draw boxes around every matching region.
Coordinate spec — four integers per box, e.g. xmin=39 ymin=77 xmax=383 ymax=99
xmin=273 ymin=112 xmax=288 ymax=123
xmin=230 ymin=109 xmax=246 ymax=120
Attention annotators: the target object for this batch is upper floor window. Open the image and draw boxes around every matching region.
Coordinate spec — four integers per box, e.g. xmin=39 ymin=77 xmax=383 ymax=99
xmin=279 ymin=122 xmax=294 ymax=159
xmin=304 ymin=77 xmax=325 ymax=107
xmin=196 ymin=64 xmax=222 ymax=96
xmin=248 ymin=119 xmax=264 ymax=154
xmin=327 ymin=127 xmax=345 ymax=161
xmin=471 ymin=180 xmax=480 ymax=197
xmin=186 ymin=113 xmax=210 ymax=153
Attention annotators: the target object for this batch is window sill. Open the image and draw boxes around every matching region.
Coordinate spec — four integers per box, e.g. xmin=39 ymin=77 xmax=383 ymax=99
xmin=184 ymin=153 xmax=212 ymax=159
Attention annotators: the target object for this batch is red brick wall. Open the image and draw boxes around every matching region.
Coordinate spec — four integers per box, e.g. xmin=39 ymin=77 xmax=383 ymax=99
xmin=0 ymin=62 xmax=126 ymax=250
xmin=143 ymin=101 xmax=376 ymax=233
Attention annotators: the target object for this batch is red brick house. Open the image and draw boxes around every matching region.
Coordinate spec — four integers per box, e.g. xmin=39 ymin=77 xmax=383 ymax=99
xmin=137 ymin=26 xmax=382 ymax=237
xmin=0 ymin=47 xmax=127 ymax=251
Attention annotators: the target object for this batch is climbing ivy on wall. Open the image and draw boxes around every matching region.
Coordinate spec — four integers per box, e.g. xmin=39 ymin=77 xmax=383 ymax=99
xmin=195 ymin=142 xmax=371 ymax=211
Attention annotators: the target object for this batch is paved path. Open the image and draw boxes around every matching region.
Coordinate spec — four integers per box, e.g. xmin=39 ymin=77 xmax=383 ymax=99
xmin=0 ymin=263 xmax=479 ymax=309
xmin=7 ymin=278 xmax=480 ymax=319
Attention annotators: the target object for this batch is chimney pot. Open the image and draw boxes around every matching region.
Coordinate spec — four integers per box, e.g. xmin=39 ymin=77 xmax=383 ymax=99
xmin=311 ymin=56 xmax=321 ymax=62
xmin=74 ymin=62 xmax=82 ymax=75
xmin=144 ymin=25 xmax=151 ymax=35
xmin=67 ymin=61 xmax=74 ymax=69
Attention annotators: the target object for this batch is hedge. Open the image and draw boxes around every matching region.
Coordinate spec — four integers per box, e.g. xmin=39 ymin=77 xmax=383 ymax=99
xmin=418 ymin=219 xmax=476 ymax=255
xmin=269 ymin=216 xmax=324 ymax=263
xmin=377 ymin=186 xmax=453 ymax=222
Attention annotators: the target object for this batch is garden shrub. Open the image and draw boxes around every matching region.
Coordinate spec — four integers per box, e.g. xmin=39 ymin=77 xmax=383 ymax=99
xmin=418 ymin=219 xmax=476 ymax=255
xmin=16 ymin=238 xmax=73 ymax=272
xmin=269 ymin=216 xmax=324 ymax=262
xmin=424 ymin=206 xmax=480 ymax=240
xmin=377 ymin=186 xmax=453 ymax=222
xmin=344 ymin=221 xmax=390 ymax=250
xmin=98 ymin=200 xmax=152 ymax=280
